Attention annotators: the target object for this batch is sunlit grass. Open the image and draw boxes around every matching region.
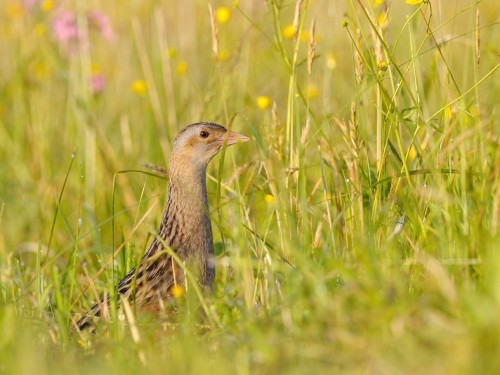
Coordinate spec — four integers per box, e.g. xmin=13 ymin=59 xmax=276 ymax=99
xmin=1 ymin=0 xmax=499 ymax=373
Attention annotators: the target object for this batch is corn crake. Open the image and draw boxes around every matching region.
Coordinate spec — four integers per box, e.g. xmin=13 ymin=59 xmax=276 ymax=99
xmin=75 ymin=122 xmax=249 ymax=331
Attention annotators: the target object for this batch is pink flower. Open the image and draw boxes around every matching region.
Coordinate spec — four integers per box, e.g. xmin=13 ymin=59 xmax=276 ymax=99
xmin=51 ymin=9 xmax=114 ymax=56
xmin=88 ymin=11 xmax=114 ymax=41
xmin=23 ymin=0 xmax=40 ymax=9
xmin=52 ymin=11 xmax=79 ymax=44
xmin=90 ymin=73 xmax=106 ymax=93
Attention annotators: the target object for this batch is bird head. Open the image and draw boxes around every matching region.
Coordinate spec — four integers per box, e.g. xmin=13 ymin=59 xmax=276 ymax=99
xmin=172 ymin=122 xmax=250 ymax=169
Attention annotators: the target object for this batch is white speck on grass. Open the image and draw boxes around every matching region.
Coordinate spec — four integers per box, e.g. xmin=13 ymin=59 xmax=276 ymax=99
xmin=389 ymin=214 xmax=406 ymax=240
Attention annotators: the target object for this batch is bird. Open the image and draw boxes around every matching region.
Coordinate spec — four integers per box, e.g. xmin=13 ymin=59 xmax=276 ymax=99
xmin=76 ymin=122 xmax=249 ymax=331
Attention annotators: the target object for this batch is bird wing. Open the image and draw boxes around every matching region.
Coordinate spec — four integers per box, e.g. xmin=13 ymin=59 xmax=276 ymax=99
xmin=75 ymin=245 xmax=180 ymax=331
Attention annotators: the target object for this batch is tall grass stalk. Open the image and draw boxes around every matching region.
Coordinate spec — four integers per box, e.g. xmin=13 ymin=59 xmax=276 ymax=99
xmin=0 ymin=0 xmax=499 ymax=373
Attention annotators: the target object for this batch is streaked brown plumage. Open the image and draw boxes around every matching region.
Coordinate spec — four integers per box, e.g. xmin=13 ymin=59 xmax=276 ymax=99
xmin=76 ymin=122 xmax=249 ymax=330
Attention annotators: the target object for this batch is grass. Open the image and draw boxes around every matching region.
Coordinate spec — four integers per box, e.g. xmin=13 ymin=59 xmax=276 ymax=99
xmin=1 ymin=0 xmax=499 ymax=373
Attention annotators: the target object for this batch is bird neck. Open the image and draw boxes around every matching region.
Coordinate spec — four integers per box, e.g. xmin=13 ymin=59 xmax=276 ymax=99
xmin=160 ymin=154 xmax=213 ymax=258
xmin=160 ymin=158 xmax=214 ymax=285
xmin=167 ymin=168 xmax=209 ymax=215
xmin=141 ymin=152 xmax=215 ymax=286
xmin=167 ymin=154 xmax=209 ymax=210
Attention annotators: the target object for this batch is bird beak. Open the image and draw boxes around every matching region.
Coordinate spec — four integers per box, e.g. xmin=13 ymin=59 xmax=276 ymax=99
xmin=225 ymin=131 xmax=250 ymax=146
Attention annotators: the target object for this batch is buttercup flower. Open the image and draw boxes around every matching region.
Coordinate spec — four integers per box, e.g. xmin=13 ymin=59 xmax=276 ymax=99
xmin=171 ymin=285 xmax=184 ymax=298
xmin=7 ymin=2 xmax=25 ymax=18
xmin=256 ymin=96 xmax=271 ymax=110
xmin=176 ymin=61 xmax=188 ymax=75
xmin=131 ymin=79 xmax=147 ymax=96
xmin=41 ymin=0 xmax=53 ymax=12
xmin=307 ymin=85 xmax=318 ymax=99
xmin=215 ymin=6 xmax=231 ymax=24
xmin=264 ymin=194 xmax=275 ymax=204
xmin=282 ymin=24 xmax=295 ymax=39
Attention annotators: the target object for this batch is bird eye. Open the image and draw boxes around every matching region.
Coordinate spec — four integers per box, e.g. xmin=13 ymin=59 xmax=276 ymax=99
xmin=199 ymin=130 xmax=210 ymax=138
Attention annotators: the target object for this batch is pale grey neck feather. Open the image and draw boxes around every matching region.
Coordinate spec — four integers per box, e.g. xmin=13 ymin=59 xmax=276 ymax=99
xmin=143 ymin=158 xmax=215 ymax=286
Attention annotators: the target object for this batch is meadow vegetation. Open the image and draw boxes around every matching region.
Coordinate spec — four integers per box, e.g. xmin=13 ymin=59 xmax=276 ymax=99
xmin=0 ymin=0 xmax=499 ymax=373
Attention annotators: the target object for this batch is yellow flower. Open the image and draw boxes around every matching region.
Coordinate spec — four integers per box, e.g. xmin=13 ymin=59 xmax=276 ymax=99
xmin=299 ymin=30 xmax=310 ymax=42
xmin=377 ymin=60 xmax=388 ymax=71
xmin=264 ymin=194 xmax=275 ymax=204
xmin=307 ymin=85 xmax=318 ymax=99
xmin=131 ymin=79 xmax=147 ymax=96
xmin=256 ymin=96 xmax=271 ymax=110
xmin=6 ymin=1 xmax=24 ymax=18
xmin=166 ymin=48 xmax=177 ymax=59
xmin=41 ymin=0 xmax=54 ymax=12
xmin=406 ymin=0 xmax=423 ymax=4
xmin=373 ymin=0 xmax=384 ymax=5
xmin=176 ymin=60 xmax=188 ymax=75
xmin=444 ymin=105 xmax=452 ymax=120
xmin=171 ymin=285 xmax=184 ymax=298
xmin=326 ymin=52 xmax=337 ymax=70
xmin=215 ymin=6 xmax=231 ymax=24
xmin=408 ymin=145 xmax=417 ymax=161
xmin=34 ymin=23 xmax=46 ymax=37
xmin=282 ymin=24 xmax=295 ymax=39
xmin=91 ymin=63 xmax=101 ymax=74
xmin=217 ymin=50 xmax=229 ymax=61
xmin=30 ymin=61 xmax=50 ymax=80
xmin=377 ymin=11 xmax=388 ymax=28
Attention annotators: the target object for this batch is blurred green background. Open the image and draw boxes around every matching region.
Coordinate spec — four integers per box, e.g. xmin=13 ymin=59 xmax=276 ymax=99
xmin=1 ymin=0 xmax=499 ymax=373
